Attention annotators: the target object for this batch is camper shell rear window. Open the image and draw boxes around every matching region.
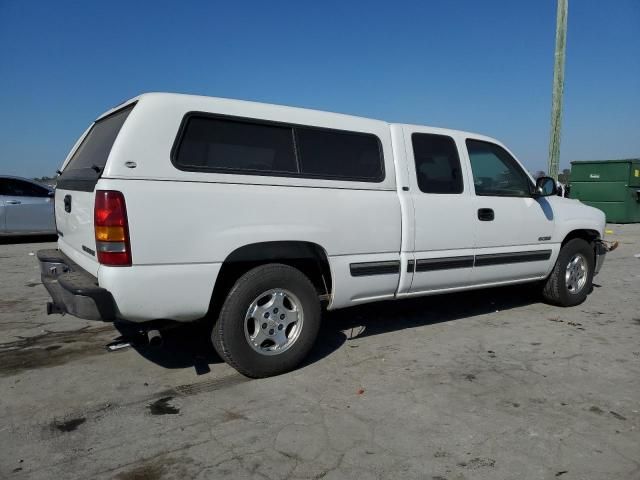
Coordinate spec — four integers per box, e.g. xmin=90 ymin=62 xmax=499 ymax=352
xmin=57 ymin=103 xmax=135 ymax=191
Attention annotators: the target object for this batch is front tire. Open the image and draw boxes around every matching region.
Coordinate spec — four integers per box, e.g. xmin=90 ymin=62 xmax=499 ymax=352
xmin=542 ymin=238 xmax=595 ymax=307
xmin=212 ymin=263 xmax=321 ymax=378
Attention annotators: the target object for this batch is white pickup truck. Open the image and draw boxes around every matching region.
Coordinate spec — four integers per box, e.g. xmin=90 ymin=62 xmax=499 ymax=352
xmin=39 ymin=93 xmax=608 ymax=378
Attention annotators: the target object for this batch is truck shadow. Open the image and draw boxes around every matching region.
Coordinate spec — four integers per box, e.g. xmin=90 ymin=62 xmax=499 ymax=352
xmin=118 ymin=321 xmax=222 ymax=374
xmin=0 ymin=234 xmax=57 ymax=245
xmin=304 ymin=284 xmax=541 ymax=367
xmin=127 ymin=283 xmax=542 ymax=375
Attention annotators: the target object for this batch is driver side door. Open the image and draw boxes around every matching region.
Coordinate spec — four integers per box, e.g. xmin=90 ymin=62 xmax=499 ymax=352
xmin=464 ymin=139 xmax=556 ymax=284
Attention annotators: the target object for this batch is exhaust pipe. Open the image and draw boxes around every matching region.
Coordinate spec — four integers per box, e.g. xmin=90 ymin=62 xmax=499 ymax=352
xmin=106 ymin=327 xmax=165 ymax=352
xmin=46 ymin=302 xmax=64 ymax=315
xmin=146 ymin=329 xmax=163 ymax=347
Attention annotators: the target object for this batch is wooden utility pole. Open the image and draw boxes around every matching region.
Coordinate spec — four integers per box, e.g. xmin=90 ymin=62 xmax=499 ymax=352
xmin=548 ymin=0 xmax=568 ymax=180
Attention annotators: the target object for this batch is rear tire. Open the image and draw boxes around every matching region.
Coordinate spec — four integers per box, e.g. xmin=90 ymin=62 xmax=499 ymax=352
xmin=212 ymin=263 xmax=321 ymax=378
xmin=542 ymin=238 xmax=594 ymax=307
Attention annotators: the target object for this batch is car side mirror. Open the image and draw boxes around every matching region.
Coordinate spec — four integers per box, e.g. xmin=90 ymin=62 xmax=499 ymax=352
xmin=47 ymin=190 xmax=55 ymax=197
xmin=533 ymin=176 xmax=557 ymax=197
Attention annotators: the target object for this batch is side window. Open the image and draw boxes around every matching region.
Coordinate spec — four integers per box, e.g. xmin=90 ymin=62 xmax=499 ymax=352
xmin=29 ymin=182 xmax=51 ymax=197
xmin=1 ymin=179 xmax=49 ymax=197
xmin=173 ymin=114 xmax=385 ymax=182
xmin=296 ymin=128 xmax=383 ymax=181
xmin=411 ymin=133 xmax=463 ymax=194
xmin=466 ymin=139 xmax=532 ymax=197
xmin=174 ymin=116 xmax=298 ymax=174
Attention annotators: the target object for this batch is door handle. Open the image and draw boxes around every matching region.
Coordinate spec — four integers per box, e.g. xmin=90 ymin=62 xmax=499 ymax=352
xmin=6 ymin=200 xmax=21 ymax=205
xmin=478 ymin=208 xmax=494 ymax=221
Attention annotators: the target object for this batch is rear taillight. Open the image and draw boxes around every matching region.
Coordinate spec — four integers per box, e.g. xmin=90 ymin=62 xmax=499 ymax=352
xmin=94 ymin=190 xmax=131 ymax=266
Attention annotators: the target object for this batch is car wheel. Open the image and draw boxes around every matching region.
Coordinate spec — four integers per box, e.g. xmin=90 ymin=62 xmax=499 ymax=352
xmin=542 ymin=238 xmax=595 ymax=307
xmin=212 ymin=263 xmax=321 ymax=378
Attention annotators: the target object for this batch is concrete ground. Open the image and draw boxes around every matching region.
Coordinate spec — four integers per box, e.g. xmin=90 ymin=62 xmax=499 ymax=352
xmin=0 ymin=226 xmax=639 ymax=480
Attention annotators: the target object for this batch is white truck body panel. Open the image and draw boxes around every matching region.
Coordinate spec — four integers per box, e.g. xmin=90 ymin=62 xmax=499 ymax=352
xmin=51 ymin=93 xmax=606 ymax=322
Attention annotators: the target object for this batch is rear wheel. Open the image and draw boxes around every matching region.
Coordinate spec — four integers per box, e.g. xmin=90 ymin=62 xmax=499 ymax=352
xmin=542 ymin=238 xmax=595 ymax=306
xmin=212 ymin=263 xmax=321 ymax=378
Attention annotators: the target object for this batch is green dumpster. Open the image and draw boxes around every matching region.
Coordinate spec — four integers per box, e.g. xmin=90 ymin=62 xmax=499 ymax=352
xmin=569 ymin=159 xmax=640 ymax=223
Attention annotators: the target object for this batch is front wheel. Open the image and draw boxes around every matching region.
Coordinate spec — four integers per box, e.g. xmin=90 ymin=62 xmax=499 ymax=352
xmin=212 ymin=263 xmax=321 ymax=378
xmin=542 ymin=238 xmax=595 ymax=307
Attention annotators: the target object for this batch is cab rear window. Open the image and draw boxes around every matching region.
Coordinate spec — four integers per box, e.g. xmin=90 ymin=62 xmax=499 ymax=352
xmin=57 ymin=104 xmax=135 ymax=191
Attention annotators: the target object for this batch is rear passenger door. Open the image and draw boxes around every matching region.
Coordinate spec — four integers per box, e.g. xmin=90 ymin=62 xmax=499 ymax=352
xmin=405 ymin=128 xmax=476 ymax=293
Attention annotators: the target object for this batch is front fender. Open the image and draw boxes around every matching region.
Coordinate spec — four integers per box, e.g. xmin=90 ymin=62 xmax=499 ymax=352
xmin=548 ymin=196 xmax=606 ymax=242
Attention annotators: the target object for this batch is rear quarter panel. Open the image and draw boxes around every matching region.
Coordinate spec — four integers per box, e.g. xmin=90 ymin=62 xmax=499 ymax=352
xmin=96 ymin=178 xmax=401 ymax=317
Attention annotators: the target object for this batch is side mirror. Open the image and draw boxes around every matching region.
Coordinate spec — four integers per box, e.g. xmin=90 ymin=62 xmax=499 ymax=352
xmin=533 ymin=176 xmax=557 ymax=197
xmin=47 ymin=190 xmax=55 ymax=197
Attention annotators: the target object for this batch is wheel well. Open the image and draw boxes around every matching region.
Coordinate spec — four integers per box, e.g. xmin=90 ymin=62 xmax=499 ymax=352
xmin=208 ymin=241 xmax=332 ymax=318
xmin=562 ymin=229 xmax=600 ymax=247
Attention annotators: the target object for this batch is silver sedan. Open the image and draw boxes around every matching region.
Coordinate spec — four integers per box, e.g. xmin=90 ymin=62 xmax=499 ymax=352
xmin=0 ymin=175 xmax=56 ymax=236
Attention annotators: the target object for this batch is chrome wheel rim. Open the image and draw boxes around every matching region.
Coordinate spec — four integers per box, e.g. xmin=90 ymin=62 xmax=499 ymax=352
xmin=244 ymin=289 xmax=304 ymax=356
xmin=565 ymin=253 xmax=588 ymax=294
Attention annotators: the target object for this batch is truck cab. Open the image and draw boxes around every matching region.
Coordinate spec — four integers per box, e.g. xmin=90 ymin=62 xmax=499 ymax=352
xmin=391 ymin=124 xmax=605 ymax=298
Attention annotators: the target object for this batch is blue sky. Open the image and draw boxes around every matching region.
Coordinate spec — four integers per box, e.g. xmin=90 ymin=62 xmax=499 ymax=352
xmin=1 ymin=0 xmax=638 ymax=178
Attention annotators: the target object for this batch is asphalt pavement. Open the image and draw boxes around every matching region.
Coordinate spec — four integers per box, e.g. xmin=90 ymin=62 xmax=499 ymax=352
xmin=1 ymin=226 xmax=638 ymax=479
